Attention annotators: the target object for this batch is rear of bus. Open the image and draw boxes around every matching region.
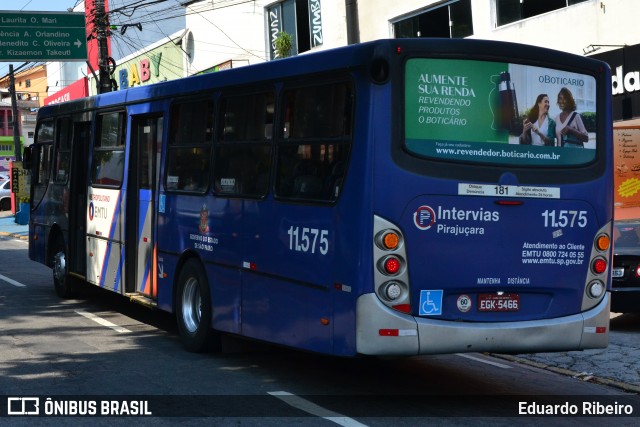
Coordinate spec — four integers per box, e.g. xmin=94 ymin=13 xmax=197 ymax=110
xmin=357 ymin=39 xmax=613 ymax=355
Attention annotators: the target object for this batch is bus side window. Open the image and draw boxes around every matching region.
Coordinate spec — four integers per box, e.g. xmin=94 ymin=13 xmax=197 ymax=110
xmin=214 ymin=91 xmax=274 ymax=197
xmin=33 ymin=119 xmax=55 ymax=202
xmin=275 ymin=81 xmax=353 ymax=202
xmin=54 ymin=118 xmax=71 ymax=184
xmin=91 ymin=112 xmax=125 ymax=187
xmin=166 ymin=99 xmax=213 ymax=192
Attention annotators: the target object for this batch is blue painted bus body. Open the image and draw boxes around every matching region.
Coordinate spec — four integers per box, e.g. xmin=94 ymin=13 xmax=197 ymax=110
xmin=28 ymin=39 xmax=613 ymax=356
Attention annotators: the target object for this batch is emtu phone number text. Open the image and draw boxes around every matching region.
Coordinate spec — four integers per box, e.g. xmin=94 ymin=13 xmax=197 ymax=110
xmin=522 ymin=241 xmax=585 ymax=266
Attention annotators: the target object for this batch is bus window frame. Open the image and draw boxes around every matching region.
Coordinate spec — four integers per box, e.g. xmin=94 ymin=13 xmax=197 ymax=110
xmin=53 ymin=117 xmax=72 ymax=185
xmin=164 ymin=96 xmax=214 ymax=194
xmin=32 ymin=119 xmax=55 ymax=203
xmin=273 ymin=77 xmax=355 ymax=204
xmin=34 ymin=119 xmax=56 ymax=187
xmin=213 ymin=88 xmax=276 ymax=199
xmin=91 ymin=110 xmax=126 ymax=189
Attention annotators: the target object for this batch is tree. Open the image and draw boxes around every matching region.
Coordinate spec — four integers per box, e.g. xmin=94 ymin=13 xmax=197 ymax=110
xmin=274 ymin=31 xmax=293 ymax=58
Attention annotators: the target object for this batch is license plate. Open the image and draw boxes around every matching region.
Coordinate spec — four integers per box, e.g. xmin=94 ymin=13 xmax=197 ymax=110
xmin=478 ymin=294 xmax=520 ymax=312
xmin=612 ymin=268 xmax=624 ymax=278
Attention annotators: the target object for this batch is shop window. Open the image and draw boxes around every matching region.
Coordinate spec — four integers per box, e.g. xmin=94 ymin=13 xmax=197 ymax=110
xmin=497 ymin=0 xmax=588 ymax=27
xmin=394 ymin=0 xmax=473 ymax=39
xmin=266 ymin=0 xmax=323 ymax=59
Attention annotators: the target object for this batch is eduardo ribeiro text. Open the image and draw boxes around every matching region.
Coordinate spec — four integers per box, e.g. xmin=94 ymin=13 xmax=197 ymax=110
xmin=519 ymin=400 xmax=634 ymax=416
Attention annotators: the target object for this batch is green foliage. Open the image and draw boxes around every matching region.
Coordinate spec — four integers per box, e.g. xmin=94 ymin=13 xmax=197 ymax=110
xmin=581 ymin=112 xmax=596 ymax=133
xmin=274 ymin=31 xmax=293 ymax=58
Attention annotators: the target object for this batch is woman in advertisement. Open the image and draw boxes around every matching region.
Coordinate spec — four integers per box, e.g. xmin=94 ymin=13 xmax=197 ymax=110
xmin=519 ymin=94 xmax=556 ymax=146
xmin=555 ymin=87 xmax=589 ymax=148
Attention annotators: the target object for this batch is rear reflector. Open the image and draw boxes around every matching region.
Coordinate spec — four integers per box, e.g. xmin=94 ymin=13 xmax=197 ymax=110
xmin=392 ymin=303 xmax=411 ymax=313
xmin=379 ymin=328 xmax=417 ymax=337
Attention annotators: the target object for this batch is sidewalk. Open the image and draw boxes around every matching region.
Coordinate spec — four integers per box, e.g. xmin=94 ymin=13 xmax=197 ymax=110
xmin=0 ymin=210 xmax=28 ymax=240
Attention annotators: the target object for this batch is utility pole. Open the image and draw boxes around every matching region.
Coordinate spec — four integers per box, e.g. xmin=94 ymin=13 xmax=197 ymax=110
xmin=95 ymin=0 xmax=113 ymax=93
xmin=345 ymin=0 xmax=360 ymax=45
xmin=8 ymin=65 xmax=21 ymax=162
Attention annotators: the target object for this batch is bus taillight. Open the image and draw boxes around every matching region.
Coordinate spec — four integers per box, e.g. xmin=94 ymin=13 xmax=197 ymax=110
xmin=373 ymin=216 xmax=411 ymax=314
xmin=596 ymin=233 xmax=610 ymax=251
xmin=591 ymin=257 xmax=607 ymax=275
xmin=587 ymin=281 xmax=605 ymax=298
xmin=381 ymin=256 xmax=402 ymax=275
xmin=380 ymin=280 xmax=410 ymax=306
xmin=376 ymin=229 xmax=402 ymax=251
xmin=383 ymin=232 xmax=400 ymax=250
xmin=384 ymin=281 xmax=402 ymax=299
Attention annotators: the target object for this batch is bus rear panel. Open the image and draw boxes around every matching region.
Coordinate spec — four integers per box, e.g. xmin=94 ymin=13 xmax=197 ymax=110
xmin=357 ymin=40 xmax=612 ymax=355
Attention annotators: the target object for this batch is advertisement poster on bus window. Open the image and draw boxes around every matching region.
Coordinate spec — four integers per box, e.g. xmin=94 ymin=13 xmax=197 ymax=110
xmin=613 ymin=127 xmax=640 ymax=219
xmin=404 ymin=58 xmax=597 ymax=166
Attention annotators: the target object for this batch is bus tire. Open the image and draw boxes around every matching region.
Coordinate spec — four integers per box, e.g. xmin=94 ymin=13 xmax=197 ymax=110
xmin=52 ymin=241 xmax=74 ymax=298
xmin=176 ymin=259 xmax=220 ymax=352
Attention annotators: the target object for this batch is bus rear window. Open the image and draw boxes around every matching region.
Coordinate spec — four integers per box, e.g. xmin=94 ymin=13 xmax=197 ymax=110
xmin=404 ymin=58 xmax=597 ymax=166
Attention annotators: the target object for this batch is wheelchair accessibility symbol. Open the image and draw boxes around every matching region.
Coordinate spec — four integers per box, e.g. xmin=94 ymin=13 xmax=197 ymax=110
xmin=419 ymin=290 xmax=443 ymax=316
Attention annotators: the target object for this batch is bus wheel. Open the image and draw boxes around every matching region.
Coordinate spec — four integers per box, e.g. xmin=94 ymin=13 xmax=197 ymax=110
xmin=176 ymin=260 xmax=220 ymax=352
xmin=52 ymin=245 xmax=74 ymax=298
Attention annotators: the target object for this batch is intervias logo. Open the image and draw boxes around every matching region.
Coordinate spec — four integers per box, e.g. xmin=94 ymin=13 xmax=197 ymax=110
xmin=413 ymin=205 xmax=436 ymax=230
xmin=413 ymin=205 xmax=500 ymax=235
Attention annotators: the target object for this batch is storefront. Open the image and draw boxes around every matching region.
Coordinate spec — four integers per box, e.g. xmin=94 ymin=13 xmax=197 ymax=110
xmin=43 ymin=77 xmax=89 ymax=106
xmin=593 ymin=45 xmax=640 ymax=218
xmin=593 ymin=45 xmax=640 ymax=124
xmin=88 ymin=34 xmax=186 ymax=96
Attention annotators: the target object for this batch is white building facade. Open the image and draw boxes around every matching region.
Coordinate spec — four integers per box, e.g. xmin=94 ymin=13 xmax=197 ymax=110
xmin=44 ymin=1 xmax=640 ymax=123
xmin=182 ymin=0 xmax=638 ymax=63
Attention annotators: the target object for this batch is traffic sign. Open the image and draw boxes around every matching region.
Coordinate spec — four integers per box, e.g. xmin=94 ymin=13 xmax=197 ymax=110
xmin=0 ymin=11 xmax=87 ymax=61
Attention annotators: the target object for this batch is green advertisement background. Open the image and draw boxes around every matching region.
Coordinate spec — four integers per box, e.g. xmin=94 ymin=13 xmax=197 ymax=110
xmin=405 ymin=58 xmax=509 ymax=143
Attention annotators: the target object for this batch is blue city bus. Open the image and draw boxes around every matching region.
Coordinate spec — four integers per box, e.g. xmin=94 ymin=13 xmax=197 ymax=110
xmin=24 ymin=39 xmax=613 ymax=356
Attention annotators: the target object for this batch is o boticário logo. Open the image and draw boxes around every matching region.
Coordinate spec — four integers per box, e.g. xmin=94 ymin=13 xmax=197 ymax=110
xmin=413 ymin=205 xmax=436 ymax=230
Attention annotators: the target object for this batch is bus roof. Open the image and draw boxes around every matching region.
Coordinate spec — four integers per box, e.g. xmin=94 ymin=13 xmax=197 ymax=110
xmin=37 ymin=38 xmax=609 ymax=118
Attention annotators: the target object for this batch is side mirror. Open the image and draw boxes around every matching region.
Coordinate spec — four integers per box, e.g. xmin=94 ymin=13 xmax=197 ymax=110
xmin=22 ymin=146 xmax=32 ymax=169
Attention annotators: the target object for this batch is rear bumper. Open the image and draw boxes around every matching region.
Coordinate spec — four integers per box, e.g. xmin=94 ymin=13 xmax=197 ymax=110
xmin=355 ymin=292 xmax=610 ymax=356
xmin=611 ymin=288 xmax=640 ymax=313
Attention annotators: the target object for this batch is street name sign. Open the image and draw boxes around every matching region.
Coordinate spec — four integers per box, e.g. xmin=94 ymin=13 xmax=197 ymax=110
xmin=0 ymin=11 xmax=87 ymax=61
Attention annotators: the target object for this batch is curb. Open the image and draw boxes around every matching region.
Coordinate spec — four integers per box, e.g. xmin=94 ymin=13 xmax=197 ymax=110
xmin=0 ymin=231 xmax=28 ymax=241
xmin=493 ymin=354 xmax=640 ymax=394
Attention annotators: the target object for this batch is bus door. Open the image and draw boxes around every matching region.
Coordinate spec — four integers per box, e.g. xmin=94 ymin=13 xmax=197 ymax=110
xmin=125 ymin=115 xmax=162 ymax=299
xmin=68 ymin=121 xmax=91 ymax=277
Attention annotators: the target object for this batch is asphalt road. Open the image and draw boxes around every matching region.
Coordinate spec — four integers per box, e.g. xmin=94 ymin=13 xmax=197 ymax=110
xmin=0 ymin=234 xmax=638 ymax=425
